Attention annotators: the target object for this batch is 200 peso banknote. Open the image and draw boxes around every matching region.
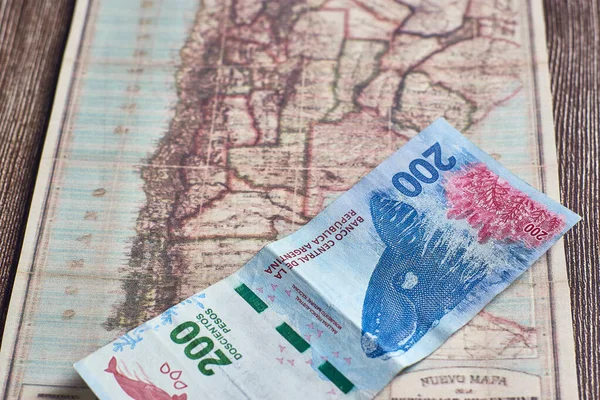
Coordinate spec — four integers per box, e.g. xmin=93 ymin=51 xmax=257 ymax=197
xmin=75 ymin=118 xmax=579 ymax=399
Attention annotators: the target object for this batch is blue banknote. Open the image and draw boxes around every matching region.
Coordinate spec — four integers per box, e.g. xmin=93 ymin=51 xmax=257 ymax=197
xmin=75 ymin=119 xmax=579 ymax=399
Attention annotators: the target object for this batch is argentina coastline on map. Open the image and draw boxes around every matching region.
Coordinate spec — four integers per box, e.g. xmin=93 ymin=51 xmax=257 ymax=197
xmin=0 ymin=0 xmax=578 ymax=399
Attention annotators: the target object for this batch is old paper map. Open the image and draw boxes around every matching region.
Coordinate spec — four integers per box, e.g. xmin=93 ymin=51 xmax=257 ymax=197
xmin=0 ymin=0 xmax=578 ymax=399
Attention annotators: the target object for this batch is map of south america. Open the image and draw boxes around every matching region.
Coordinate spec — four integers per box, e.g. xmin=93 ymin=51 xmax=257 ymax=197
xmin=108 ymin=0 xmax=532 ymax=360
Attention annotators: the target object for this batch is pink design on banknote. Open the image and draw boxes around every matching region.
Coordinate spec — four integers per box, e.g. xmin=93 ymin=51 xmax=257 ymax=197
xmin=444 ymin=163 xmax=565 ymax=246
xmin=105 ymin=357 xmax=187 ymax=400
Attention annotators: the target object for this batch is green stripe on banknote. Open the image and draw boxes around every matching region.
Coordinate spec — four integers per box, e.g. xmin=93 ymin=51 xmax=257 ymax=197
xmin=275 ymin=323 xmax=310 ymax=353
xmin=234 ymin=284 xmax=268 ymax=313
xmin=318 ymin=361 xmax=354 ymax=394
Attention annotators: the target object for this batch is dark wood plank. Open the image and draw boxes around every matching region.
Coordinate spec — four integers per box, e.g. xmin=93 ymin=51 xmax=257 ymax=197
xmin=0 ymin=0 xmax=75 ymax=338
xmin=544 ymin=0 xmax=600 ymax=399
xmin=0 ymin=0 xmax=597 ymax=399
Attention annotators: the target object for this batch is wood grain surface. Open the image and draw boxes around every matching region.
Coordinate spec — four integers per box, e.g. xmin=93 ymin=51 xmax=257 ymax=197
xmin=544 ymin=0 xmax=600 ymax=398
xmin=0 ymin=0 xmax=75 ymax=338
xmin=0 ymin=0 xmax=597 ymax=398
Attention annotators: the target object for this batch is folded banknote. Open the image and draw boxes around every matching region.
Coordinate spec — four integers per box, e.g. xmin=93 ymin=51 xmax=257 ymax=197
xmin=75 ymin=118 xmax=579 ymax=399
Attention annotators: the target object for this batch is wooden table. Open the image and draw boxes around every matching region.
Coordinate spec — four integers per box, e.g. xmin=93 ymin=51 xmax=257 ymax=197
xmin=0 ymin=0 xmax=598 ymax=397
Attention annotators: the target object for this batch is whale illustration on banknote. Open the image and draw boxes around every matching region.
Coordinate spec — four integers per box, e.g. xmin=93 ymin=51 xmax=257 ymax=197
xmin=361 ymin=193 xmax=492 ymax=358
xmin=361 ymin=161 xmax=566 ymax=358
xmin=105 ymin=357 xmax=187 ymax=400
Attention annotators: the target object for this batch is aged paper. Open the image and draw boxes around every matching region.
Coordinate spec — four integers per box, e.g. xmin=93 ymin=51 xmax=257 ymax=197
xmin=0 ymin=0 xmax=578 ymax=399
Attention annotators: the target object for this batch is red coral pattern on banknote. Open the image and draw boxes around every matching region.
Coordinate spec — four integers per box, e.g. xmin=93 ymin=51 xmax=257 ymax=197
xmin=444 ymin=163 xmax=565 ymax=247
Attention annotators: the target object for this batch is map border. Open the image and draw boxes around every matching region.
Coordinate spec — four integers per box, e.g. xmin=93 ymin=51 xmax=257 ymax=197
xmin=0 ymin=0 xmax=579 ymax=398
